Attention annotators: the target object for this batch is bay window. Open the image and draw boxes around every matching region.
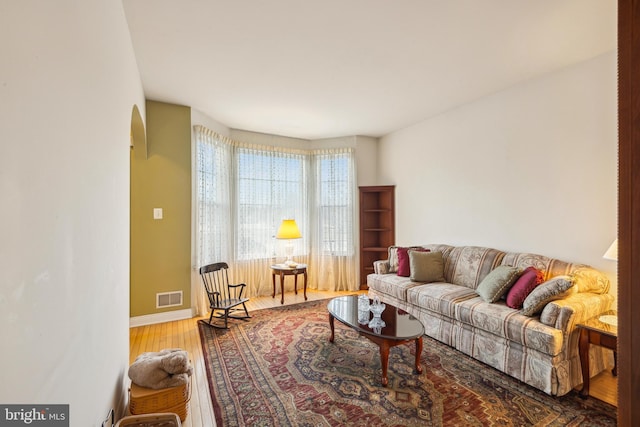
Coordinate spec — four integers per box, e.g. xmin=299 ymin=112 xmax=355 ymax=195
xmin=194 ymin=125 xmax=357 ymax=313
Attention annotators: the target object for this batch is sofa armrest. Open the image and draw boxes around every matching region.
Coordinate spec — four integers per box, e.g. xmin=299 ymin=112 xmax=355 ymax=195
xmin=373 ymin=260 xmax=390 ymax=275
xmin=540 ymin=292 xmax=615 ymax=334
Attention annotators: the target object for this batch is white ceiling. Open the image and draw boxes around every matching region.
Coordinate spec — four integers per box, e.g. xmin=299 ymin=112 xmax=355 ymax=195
xmin=122 ymin=0 xmax=616 ymax=140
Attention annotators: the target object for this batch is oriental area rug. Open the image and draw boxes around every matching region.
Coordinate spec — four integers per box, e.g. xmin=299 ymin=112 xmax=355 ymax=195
xmin=197 ymin=299 xmax=616 ymax=426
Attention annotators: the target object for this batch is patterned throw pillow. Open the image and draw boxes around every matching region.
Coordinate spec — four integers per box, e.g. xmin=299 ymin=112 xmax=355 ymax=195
xmin=387 ymin=246 xmax=401 ymax=273
xmin=388 ymin=245 xmax=423 ymax=274
xmin=475 ymin=266 xmax=521 ymax=303
xmin=521 ymin=275 xmax=576 ymax=316
xmin=505 ymin=266 xmax=544 ymax=309
xmin=409 ymin=251 xmax=445 ymax=283
xmin=397 ymin=247 xmax=430 ymax=277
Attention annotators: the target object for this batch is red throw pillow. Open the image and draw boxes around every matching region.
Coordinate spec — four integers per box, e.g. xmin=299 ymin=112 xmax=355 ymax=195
xmin=506 ymin=266 xmax=544 ymax=309
xmin=397 ymin=247 xmax=430 ymax=277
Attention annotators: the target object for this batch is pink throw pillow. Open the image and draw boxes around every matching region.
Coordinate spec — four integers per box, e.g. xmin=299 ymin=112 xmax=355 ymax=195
xmin=506 ymin=266 xmax=544 ymax=309
xmin=397 ymin=247 xmax=430 ymax=277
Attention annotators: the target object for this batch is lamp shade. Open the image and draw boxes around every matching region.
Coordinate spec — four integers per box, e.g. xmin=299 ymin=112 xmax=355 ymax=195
xmin=603 ymin=239 xmax=618 ymax=261
xmin=276 ymin=219 xmax=302 ymax=239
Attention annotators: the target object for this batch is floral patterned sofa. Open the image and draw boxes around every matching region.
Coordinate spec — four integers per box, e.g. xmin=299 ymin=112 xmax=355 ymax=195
xmin=367 ymin=244 xmax=614 ymax=396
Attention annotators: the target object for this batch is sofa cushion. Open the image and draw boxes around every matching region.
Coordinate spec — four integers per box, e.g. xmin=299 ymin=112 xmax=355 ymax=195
xmin=367 ymin=274 xmax=423 ymax=301
xmin=444 ymin=246 xmax=505 ymax=290
xmin=397 ymin=247 xmax=430 ymax=277
xmin=408 ymin=285 xmax=564 ymax=356
xmin=407 ymin=283 xmax=478 ymax=318
xmin=455 ymin=297 xmax=564 ymax=356
xmin=505 ymin=266 xmax=544 ymax=309
xmin=410 ymin=251 xmax=445 ymax=283
xmin=476 ymin=266 xmax=521 ymax=302
xmin=521 ymin=276 xmax=576 ymax=316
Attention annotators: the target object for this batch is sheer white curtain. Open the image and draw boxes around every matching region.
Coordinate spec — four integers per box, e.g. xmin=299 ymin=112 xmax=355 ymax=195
xmin=193 ymin=125 xmax=233 ymax=315
xmin=308 ymin=148 xmax=358 ymax=291
xmin=193 ymin=126 xmax=358 ymax=308
xmin=232 ymin=143 xmax=309 ymax=296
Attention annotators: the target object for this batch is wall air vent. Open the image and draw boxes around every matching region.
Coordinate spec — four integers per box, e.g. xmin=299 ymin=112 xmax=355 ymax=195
xmin=156 ymin=291 xmax=183 ymax=308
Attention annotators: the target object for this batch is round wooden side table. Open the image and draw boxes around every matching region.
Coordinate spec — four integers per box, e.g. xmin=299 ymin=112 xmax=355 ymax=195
xmin=270 ymin=264 xmax=308 ymax=304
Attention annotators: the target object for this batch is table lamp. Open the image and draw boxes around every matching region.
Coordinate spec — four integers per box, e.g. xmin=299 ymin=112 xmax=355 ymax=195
xmin=603 ymin=239 xmax=618 ymax=261
xmin=276 ymin=219 xmax=302 ymax=267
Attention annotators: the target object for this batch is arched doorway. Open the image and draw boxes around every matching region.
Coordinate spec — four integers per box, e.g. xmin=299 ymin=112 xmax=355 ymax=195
xmin=130 ymin=104 xmax=147 ymax=160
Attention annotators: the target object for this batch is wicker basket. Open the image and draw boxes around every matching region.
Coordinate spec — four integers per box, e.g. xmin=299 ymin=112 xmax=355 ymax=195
xmin=129 ymin=380 xmax=191 ymax=422
xmin=116 ymin=412 xmax=181 ymax=427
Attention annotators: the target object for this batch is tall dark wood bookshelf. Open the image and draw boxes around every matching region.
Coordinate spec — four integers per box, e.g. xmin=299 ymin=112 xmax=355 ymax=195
xmin=359 ymin=185 xmax=395 ymax=289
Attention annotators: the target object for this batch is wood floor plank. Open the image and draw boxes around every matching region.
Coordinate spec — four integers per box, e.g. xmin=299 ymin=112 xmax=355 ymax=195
xmin=182 ymin=313 xmax=210 ymax=427
xmin=129 ymin=289 xmax=617 ymax=426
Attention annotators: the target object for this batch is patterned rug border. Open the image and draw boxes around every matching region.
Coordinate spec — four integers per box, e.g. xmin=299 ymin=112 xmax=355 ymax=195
xmin=198 ymin=320 xmax=222 ymax=425
xmin=198 ymin=298 xmax=617 ymax=426
xmin=197 ymin=298 xmax=336 ymax=425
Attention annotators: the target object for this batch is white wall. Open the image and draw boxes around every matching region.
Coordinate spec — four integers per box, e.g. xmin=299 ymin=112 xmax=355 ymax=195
xmin=0 ymin=1 xmax=144 ymax=425
xmin=379 ymin=52 xmax=618 ymax=299
xmin=354 ymin=136 xmax=379 ymax=187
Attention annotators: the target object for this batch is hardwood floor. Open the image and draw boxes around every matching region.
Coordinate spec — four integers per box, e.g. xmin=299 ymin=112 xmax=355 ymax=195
xmin=128 ymin=290 xmax=617 ymax=426
xmin=588 ymin=369 xmax=618 ymax=407
xmin=127 ymin=290 xmax=354 ymax=426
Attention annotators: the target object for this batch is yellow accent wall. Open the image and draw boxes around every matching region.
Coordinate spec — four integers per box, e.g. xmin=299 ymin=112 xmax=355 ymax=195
xmin=130 ymin=100 xmax=191 ymax=316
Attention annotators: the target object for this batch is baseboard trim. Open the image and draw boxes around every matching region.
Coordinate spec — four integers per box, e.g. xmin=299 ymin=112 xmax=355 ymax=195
xmin=130 ymin=308 xmax=195 ymax=327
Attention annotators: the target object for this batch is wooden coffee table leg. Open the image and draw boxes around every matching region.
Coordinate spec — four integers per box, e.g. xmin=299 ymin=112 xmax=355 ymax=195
xmin=415 ymin=336 xmax=423 ymax=374
xmin=329 ymin=313 xmax=335 ymax=343
xmin=380 ymin=341 xmax=391 ymax=387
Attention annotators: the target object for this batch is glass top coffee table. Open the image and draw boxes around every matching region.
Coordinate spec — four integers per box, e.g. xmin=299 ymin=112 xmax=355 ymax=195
xmin=327 ymin=294 xmax=425 ymax=387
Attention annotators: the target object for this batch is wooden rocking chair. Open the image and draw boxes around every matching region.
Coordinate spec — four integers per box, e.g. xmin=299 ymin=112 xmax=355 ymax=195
xmin=199 ymin=262 xmax=250 ymax=329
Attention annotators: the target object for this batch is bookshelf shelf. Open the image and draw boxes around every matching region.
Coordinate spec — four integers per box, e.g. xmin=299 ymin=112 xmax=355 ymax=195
xmin=359 ymin=185 xmax=395 ymax=289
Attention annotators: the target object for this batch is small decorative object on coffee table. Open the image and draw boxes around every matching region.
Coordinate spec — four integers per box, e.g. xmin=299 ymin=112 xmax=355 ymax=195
xmin=357 ymin=294 xmax=370 ymax=324
xmin=327 ymin=294 xmax=424 ymax=387
xmin=577 ymin=309 xmax=618 ymax=398
xmin=270 ymin=263 xmax=308 ymax=305
xmin=368 ymin=296 xmax=386 ymax=333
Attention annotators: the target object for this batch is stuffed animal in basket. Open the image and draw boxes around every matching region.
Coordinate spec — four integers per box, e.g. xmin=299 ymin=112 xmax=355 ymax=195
xmin=128 ymin=348 xmax=193 ymax=390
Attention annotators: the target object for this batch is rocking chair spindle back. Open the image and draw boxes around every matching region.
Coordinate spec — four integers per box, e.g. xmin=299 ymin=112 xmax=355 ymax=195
xmin=199 ymin=262 xmax=250 ymax=329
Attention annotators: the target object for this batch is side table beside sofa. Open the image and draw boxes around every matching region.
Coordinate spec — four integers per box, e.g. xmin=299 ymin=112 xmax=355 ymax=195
xmin=577 ymin=310 xmax=618 ymax=398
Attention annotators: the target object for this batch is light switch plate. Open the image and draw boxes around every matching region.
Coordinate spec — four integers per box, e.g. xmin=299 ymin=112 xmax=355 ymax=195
xmin=153 ymin=208 xmax=163 ymax=219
